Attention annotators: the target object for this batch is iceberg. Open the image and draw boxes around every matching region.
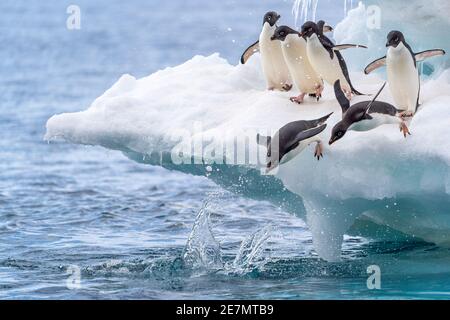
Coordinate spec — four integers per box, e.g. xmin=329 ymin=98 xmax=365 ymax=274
xmin=45 ymin=0 xmax=450 ymax=262
xmin=332 ymin=0 xmax=450 ymax=73
xmin=45 ymin=53 xmax=450 ymax=262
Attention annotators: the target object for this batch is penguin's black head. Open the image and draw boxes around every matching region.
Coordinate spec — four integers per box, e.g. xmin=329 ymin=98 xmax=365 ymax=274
xmin=263 ymin=11 xmax=280 ymax=27
xmin=300 ymin=21 xmax=319 ymax=39
xmin=271 ymin=26 xmax=298 ymax=42
xmin=386 ymin=30 xmax=405 ymax=48
xmin=329 ymin=122 xmax=347 ymax=145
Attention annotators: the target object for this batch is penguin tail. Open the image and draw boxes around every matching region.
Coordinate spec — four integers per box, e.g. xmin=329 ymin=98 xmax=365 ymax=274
xmin=316 ymin=112 xmax=334 ymax=125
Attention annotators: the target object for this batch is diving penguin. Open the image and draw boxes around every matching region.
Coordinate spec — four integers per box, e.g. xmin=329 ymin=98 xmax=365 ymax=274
xmin=300 ymin=21 xmax=367 ymax=100
xmin=329 ymin=80 xmax=411 ymax=145
xmin=257 ymin=112 xmax=333 ymax=173
xmin=364 ymin=30 xmax=446 ymax=117
xmin=271 ymin=25 xmax=324 ymax=104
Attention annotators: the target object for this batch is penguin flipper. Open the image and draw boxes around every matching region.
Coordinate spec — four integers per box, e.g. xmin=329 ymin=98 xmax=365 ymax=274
xmin=415 ymin=49 xmax=446 ymax=62
xmin=335 ymin=51 xmax=365 ymax=96
xmin=240 ymin=40 xmax=260 ymax=64
xmin=318 ymin=35 xmax=336 ymax=59
xmin=362 ymin=82 xmax=387 ymax=117
xmin=333 ymin=44 xmax=368 ymax=51
xmin=285 ymin=124 xmax=327 ymax=153
xmin=364 ymin=56 xmax=386 ymax=75
xmin=256 ymin=134 xmax=271 ymax=148
xmin=333 ymin=80 xmax=351 ymax=114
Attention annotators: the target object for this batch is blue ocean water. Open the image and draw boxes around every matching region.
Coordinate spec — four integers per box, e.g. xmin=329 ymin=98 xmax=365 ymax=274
xmin=1 ymin=0 xmax=450 ymax=300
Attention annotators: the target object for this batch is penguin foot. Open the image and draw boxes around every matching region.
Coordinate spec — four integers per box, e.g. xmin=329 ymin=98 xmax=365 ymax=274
xmin=308 ymin=93 xmax=322 ymax=102
xmin=282 ymin=84 xmax=293 ymax=92
xmin=400 ymin=122 xmax=411 ymax=138
xmin=314 ymin=141 xmax=324 ymax=160
xmin=315 ymin=85 xmax=324 ymax=102
xmin=316 ymin=93 xmax=322 ymax=102
xmin=400 ymin=111 xmax=414 ymax=119
xmin=290 ymin=93 xmax=306 ymax=104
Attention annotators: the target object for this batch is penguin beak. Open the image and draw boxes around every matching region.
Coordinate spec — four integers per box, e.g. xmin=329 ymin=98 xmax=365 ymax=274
xmin=329 ymin=137 xmax=337 ymax=145
xmin=385 ymin=42 xmax=390 ymax=47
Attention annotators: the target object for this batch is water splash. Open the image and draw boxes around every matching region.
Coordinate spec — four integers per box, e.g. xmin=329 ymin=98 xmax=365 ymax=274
xmin=343 ymin=0 xmax=355 ymax=16
xmin=182 ymin=192 xmax=224 ymax=271
xmin=227 ymin=225 xmax=275 ymax=274
xmin=182 ymin=191 xmax=275 ymax=274
xmin=292 ymin=0 xmax=355 ymax=27
xmin=292 ymin=0 xmax=319 ymax=28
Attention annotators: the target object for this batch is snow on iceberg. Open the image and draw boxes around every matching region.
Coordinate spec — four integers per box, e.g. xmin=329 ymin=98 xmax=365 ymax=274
xmin=45 ymin=53 xmax=450 ymax=262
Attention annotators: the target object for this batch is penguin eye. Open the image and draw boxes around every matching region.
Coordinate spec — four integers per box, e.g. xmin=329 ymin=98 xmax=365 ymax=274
xmin=394 ymin=37 xmax=399 ymax=42
xmin=309 ymin=28 xmax=313 ymax=32
xmin=338 ymin=131 xmax=344 ymax=137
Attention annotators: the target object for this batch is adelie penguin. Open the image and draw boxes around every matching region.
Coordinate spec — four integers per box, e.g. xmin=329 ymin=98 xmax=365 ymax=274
xmin=300 ymin=21 xmax=367 ymax=100
xmin=271 ymin=25 xmax=325 ymax=104
xmin=257 ymin=113 xmax=333 ymax=173
xmin=240 ymin=14 xmax=333 ymax=92
xmin=240 ymin=11 xmax=292 ymax=91
xmin=329 ymin=80 xmax=411 ymax=146
xmin=365 ymin=30 xmax=446 ymax=117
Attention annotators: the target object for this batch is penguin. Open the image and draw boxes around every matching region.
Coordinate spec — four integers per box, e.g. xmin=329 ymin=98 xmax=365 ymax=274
xmin=329 ymin=80 xmax=411 ymax=145
xmin=241 ymin=12 xmax=292 ymax=91
xmin=300 ymin=21 xmax=367 ymax=100
xmin=364 ymin=30 xmax=446 ymax=117
xmin=241 ymin=19 xmax=333 ymax=64
xmin=257 ymin=112 xmax=333 ymax=173
xmin=271 ymin=25 xmax=324 ymax=104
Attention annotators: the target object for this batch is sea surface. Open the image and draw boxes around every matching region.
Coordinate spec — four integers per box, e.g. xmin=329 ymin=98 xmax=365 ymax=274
xmin=1 ymin=0 xmax=450 ymax=300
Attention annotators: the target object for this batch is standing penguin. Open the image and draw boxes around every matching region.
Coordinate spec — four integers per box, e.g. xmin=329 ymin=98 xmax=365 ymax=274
xmin=300 ymin=21 xmax=367 ymax=100
xmin=271 ymin=25 xmax=324 ymax=104
xmin=257 ymin=113 xmax=333 ymax=173
xmin=365 ymin=31 xmax=446 ymax=117
xmin=240 ymin=12 xmax=292 ymax=91
xmin=329 ymin=80 xmax=411 ymax=145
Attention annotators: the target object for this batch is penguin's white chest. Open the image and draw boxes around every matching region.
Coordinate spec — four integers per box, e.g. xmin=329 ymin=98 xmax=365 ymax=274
xmin=279 ymin=136 xmax=318 ymax=165
xmin=281 ymin=35 xmax=322 ymax=94
xmin=306 ymin=35 xmax=348 ymax=87
xmin=387 ymin=44 xmax=420 ymax=113
xmin=259 ymin=24 xmax=291 ymax=89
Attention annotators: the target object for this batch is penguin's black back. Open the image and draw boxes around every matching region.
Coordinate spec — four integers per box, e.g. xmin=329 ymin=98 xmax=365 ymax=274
xmin=346 ymin=101 xmax=398 ymax=124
